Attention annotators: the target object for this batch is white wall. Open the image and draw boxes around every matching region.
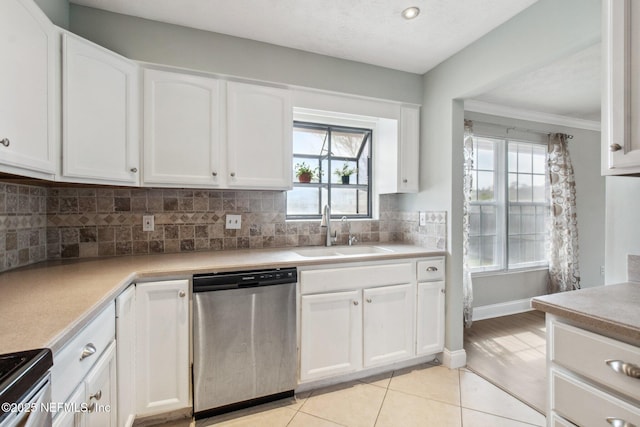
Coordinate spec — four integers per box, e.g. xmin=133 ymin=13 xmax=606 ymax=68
xmin=400 ymin=0 xmax=601 ymax=353
xmin=605 ymin=177 xmax=640 ymax=284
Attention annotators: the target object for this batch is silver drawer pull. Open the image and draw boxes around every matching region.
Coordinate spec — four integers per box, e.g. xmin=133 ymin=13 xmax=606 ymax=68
xmin=610 ymin=143 xmax=623 ymax=152
xmin=179 ymin=290 xmax=186 ymax=298
xmin=605 ymin=359 xmax=640 ymax=379
xmin=426 ymin=266 xmax=438 ymax=272
xmin=0 ymin=138 xmax=9 ymax=147
xmin=90 ymin=390 xmax=102 ymax=401
xmin=353 ymin=301 xmax=359 ymax=306
xmin=130 ymin=167 xmax=138 ymax=173
xmin=87 ymin=401 xmax=96 ymax=413
xmin=607 ymin=417 xmax=636 ymax=427
xmin=366 ymin=298 xmax=372 ymax=303
xmin=79 ymin=343 xmax=97 ymax=361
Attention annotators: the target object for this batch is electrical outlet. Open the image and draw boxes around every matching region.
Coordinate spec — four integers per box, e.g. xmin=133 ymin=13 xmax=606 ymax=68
xmin=600 ymin=266 xmax=605 ymax=276
xmin=419 ymin=211 xmax=427 ymax=227
xmin=143 ymin=215 xmax=154 ymax=232
xmin=226 ymin=214 xmax=242 ymax=230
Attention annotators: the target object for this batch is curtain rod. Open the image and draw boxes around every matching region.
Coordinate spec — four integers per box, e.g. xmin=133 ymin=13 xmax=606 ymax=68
xmin=505 ymin=126 xmax=574 ymax=140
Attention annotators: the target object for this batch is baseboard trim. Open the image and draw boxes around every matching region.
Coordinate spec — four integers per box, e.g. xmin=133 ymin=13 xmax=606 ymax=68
xmin=442 ymin=348 xmax=467 ymax=369
xmin=472 ymin=298 xmax=534 ymax=321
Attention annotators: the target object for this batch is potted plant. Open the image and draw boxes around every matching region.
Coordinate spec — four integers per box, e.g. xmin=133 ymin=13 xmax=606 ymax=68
xmin=334 ymin=164 xmax=357 ymax=184
xmin=295 ymin=162 xmax=319 ymax=183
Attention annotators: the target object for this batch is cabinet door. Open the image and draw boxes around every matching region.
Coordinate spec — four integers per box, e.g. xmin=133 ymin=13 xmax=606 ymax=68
xmin=135 ymin=279 xmax=189 ymax=416
xmin=603 ymin=0 xmax=640 ymax=174
xmin=363 ymin=283 xmax=415 ymax=368
xmin=226 ymin=82 xmax=292 ymax=189
xmin=143 ymin=69 xmax=221 ymax=187
xmin=115 ymin=286 xmax=135 ymax=427
xmin=398 ymin=106 xmax=419 ymax=192
xmin=0 ymin=0 xmax=57 ymax=177
xmin=84 ymin=341 xmax=117 ymax=427
xmin=300 ymin=290 xmax=361 ymax=381
xmin=416 ymin=281 xmax=445 ymax=355
xmin=62 ymin=33 xmax=139 ymax=185
xmin=53 ymin=383 xmax=85 ymax=427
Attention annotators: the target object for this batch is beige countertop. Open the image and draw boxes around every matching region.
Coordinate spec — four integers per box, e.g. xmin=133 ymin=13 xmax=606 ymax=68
xmin=0 ymin=244 xmax=443 ymax=355
xmin=531 ymin=282 xmax=640 ymax=347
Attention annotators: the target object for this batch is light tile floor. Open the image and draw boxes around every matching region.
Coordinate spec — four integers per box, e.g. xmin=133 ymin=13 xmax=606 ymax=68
xmin=165 ymin=362 xmax=545 ymax=427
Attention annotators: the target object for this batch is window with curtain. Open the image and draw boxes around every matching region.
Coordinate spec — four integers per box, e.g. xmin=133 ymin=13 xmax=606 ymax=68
xmin=287 ymin=121 xmax=372 ymax=219
xmin=468 ymin=136 xmax=549 ymax=272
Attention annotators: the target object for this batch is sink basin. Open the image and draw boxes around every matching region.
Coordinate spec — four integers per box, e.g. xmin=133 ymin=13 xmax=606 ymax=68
xmin=294 ymin=246 xmax=394 ymax=258
xmin=334 ymin=246 xmax=393 ymax=255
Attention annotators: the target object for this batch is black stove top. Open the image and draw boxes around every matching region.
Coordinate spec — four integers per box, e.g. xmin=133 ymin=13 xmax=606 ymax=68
xmin=0 ymin=348 xmax=52 ymax=414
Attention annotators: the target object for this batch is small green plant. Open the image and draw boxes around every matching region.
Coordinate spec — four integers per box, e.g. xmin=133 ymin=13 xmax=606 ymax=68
xmin=333 ymin=164 xmax=357 ymax=177
xmin=295 ymin=162 xmax=320 ymax=183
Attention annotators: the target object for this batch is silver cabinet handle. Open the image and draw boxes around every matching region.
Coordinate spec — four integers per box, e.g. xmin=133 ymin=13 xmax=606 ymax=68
xmin=130 ymin=167 xmax=138 ymax=173
xmin=605 ymin=359 xmax=640 ymax=379
xmin=403 ymin=179 xmax=408 ymax=183
xmin=366 ymin=298 xmax=372 ymax=303
xmin=79 ymin=343 xmax=96 ymax=361
xmin=90 ymin=390 xmax=102 ymax=401
xmin=0 ymin=138 xmax=9 ymax=147
xmin=353 ymin=301 xmax=359 ymax=306
xmin=610 ymin=143 xmax=623 ymax=152
xmin=607 ymin=418 xmax=636 ymax=427
xmin=426 ymin=266 xmax=438 ymax=272
xmin=179 ymin=290 xmax=186 ymax=298
xmin=212 ymin=172 xmax=218 ymax=177
xmin=87 ymin=401 xmax=96 ymax=412
xmin=230 ymin=172 xmax=236 ymax=177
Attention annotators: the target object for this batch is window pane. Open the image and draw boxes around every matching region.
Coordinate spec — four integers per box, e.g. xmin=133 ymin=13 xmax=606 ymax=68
xmin=518 ymin=174 xmax=533 ymax=202
xmin=331 ymin=130 xmax=367 ymax=157
xmin=481 ymin=236 xmax=497 ymax=266
xmin=521 ymin=205 xmax=536 ymax=233
xmin=293 ymin=157 xmax=321 ymax=182
xmin=532 ymin=174 xmax=546 ymax=202
xmin=532 ymin=146 xmax=546 ymax=174
xmin=293 ymin=126 xmax=328 ymax=155
xmin=469 ymin=204 xmax=481 ymax=236
xmin=508 ymin=173 xmax=518 ymax=200
xmin=481 ymin=205 xmax=496 ymax=235
xmin=517 ymin=144 xmax=533 ymax=173
xmin=331 ymin=159 xmax=358 ymax=184
xmin=476 ymin=140 xmax=494 ymax=170
xmin=468 ymin=236 xmax=481 ymax=267
xmin=331 ymin=188 xmax=359 ymax=215
xmin=508 ymin=144 xmax=518 ymax=172
xmin=509 ymin=236 xmax=522 ymax=265
xmin=477 ymin=171 xmax=494 ymax=201
xmin=509 ymin=205 xmax=521 ymax=235
xmin=287 ymin=187 xmax=320 ymax=216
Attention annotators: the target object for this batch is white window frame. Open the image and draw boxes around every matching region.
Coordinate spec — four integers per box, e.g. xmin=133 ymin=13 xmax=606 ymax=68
xmin=469 ymin=134 xmax=549 ymax=274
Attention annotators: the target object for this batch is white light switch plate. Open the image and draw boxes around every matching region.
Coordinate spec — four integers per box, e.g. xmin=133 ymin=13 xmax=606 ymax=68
xmin=226 ymin=214 xmax=242 ymax=229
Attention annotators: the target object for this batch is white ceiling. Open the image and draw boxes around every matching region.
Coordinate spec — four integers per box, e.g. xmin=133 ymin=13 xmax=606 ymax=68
xmin=70 ymin=0 xmax=600 ymax=121
xmin=471 ymin=43 xmax=602 ymax=122
xmin=69 ymin=0 xmax=538 ymax=74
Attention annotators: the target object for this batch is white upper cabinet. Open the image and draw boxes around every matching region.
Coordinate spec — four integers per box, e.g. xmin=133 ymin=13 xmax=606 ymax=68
xmin=602 ymin=0 xmax=640 ymax=174
xmin=62 ymin=32 xmax=139 ymax=185
xmin=376 ymin=105 xmax=420 ymax=193
xmin=226 ymin=81 xmax=293 ymax=189
xmin=0 ymin=0 xmax=58 ymax=178
xmin=143 ymin=68 xmax=222 ymax=187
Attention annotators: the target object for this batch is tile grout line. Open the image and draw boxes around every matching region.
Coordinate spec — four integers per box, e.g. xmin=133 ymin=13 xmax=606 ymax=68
xmin=371 ymin=371 xmax=394 ymax=427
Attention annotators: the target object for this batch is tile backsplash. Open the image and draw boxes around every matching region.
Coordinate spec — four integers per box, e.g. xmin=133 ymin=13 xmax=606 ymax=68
xmin=0 ymin=181 xmax=447 ymax=272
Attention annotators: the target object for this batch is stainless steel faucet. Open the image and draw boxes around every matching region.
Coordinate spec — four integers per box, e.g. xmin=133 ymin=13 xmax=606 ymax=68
xmin=341 ymin=216 xmax=358 ymax=246
xmin=320 ymin=205 xmax=337 ymax=246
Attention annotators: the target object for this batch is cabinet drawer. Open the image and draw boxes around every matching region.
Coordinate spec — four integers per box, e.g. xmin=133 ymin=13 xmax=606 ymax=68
xmin=300 ymin=263 xmax=413 ymax=294
xmin=551 ymin=368 xmax=640 ymax=427
xmin=551 ymin=321 xmax=640 ymax=402
xmin=52 ymin=304 xmax=115 ymax=404
xmin=417 ymin=258 xmax=445 ymax=282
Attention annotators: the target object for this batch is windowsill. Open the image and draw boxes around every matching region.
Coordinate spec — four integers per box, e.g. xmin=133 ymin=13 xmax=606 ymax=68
xmin=471 ymin=266 xmax=549 ymax=278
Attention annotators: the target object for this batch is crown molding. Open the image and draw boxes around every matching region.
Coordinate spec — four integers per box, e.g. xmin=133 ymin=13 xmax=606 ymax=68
xmin=464 ymin=99 xmax=601 ymax=132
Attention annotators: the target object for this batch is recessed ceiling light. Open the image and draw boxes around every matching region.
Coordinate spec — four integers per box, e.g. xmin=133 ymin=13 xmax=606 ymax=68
xmin=402 ymin=6 xmax=420 ymax=20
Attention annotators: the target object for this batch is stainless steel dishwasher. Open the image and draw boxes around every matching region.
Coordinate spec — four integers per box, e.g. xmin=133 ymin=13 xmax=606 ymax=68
xmin=192 ymin=268 xmax=297 ymax=419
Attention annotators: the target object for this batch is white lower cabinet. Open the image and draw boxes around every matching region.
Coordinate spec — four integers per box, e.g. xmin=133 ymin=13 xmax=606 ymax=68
xmin=300 ymin=290 xmax=362 ymax=381
xmin=363 ymin=283 xmax=415 ymax=368
xmin=135 ymin=279 xmax=190 ymax=417
xmin=299 ymin=257 xmax=445 ymax=383
xmin=547 ymin=316 xmax=640 ymax=426
xmin=53 ymin=341 xmax=117 ymax=427
xmin=115 ymin=285 xmax=136 ymax=427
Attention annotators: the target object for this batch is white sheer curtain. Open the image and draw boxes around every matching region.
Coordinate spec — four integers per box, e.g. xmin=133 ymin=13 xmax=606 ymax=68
xmin=463 ymin=120 xmax=474 ymax=327
xmin=547 ymin=133 xmax=581 ymax=293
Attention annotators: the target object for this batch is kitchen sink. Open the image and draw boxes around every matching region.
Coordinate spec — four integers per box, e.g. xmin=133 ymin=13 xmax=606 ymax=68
xmin=294 ymin=245 xmax=394 ymax=257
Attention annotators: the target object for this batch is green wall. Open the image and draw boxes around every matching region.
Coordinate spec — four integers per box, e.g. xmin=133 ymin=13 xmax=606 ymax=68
xmin=34 ymin=0 xmax=68 ymax=28
xmin=69 ymin=4 xmax=423 ymax=104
